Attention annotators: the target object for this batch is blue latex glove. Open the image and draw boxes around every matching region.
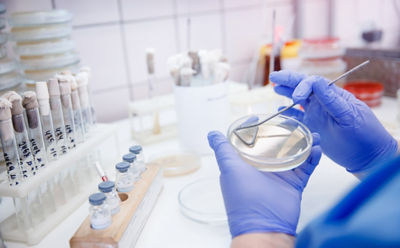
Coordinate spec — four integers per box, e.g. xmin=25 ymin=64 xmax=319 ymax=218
xmin=270 ymin=71 xmax=398 ymax=173
xmin=207 ymin=131 xmax=322 ymax=238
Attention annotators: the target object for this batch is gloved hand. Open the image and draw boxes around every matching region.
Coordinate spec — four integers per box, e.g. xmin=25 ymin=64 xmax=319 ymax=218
xmin=270 ymin=71 xmax=398 ymax=173
xmin=208 ymin=131 xmax=322 ymax=238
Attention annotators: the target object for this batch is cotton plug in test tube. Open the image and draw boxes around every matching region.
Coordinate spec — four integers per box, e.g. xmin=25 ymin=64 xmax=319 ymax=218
xmin=4 ymin=91 xmax=37 ymax=178
xmin=76 ymin=72 xmax=94 ymax=134
xmin=47 ymin=78 xmax=68 ymax=155
xmin=36 ymin=82 xmax=58 ymax=161
xmin=58 ymin=77 xmax=77 ymax=150
xmin=0 ymin=98 xmax=22 ymax=186
xmin=22 ymin=91 xmax=48 ymax=170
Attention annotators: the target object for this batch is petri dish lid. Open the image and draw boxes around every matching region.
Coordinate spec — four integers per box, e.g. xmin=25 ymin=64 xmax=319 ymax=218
xmin=0 ymin=71 xmax=22 ymax=91
xmin=0 ymin=45 xmax=7 ymax=59
xmin=228 ymin=114 xmax=313 ymax=172
xmin=0 ymin=58 xmax=17 ymax=75
xmin=148 ymin=151 xmax=201 ymax=177
xmin=0 ymin=32 xmax=7 ymax=45
xmin=15 ymin=38 xmax=75 ymax=56
xmin=23 ymin=61 xmax=80 ymax=81
xmin=178 ymin=178 xmax=227 ymax=225
xmin=10 ymin=23 xmax=72 ymax=42
xmin=19 ymin=52 xmax=80 ymax=70
xmin=9 ymin=10 xmax=72 ymax=27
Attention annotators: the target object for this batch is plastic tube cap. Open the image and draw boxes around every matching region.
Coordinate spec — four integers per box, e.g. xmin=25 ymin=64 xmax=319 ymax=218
xmin=98 ymin=181 xmax=115 ymax=193
xmin=122 ymin=153 xmax=136 ymax=163
xmin=129 ymin=145 xmax=142 ymax=154
xmin=89 ymin=192 xmax=106 ymax=206
xmin=115 ymin=161 xmax=130 ymax=172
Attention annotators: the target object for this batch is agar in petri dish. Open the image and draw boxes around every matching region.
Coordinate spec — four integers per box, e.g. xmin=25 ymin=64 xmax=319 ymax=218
xmin=148 ymin=152 xmax=201 ymax=177
xmin=228 ymin=114 xmax=312 ymax=172
xmin=178 ymin=178 xmax=227 ymax=225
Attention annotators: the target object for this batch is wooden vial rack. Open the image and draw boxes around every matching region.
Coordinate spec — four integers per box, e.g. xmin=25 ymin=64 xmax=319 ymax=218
xmin=70 ymin=165 xmax=163 ymax=248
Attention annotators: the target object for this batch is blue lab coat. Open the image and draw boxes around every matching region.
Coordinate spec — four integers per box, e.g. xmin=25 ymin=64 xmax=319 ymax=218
xmin=296 ymin=156 xmax=400 ymax=248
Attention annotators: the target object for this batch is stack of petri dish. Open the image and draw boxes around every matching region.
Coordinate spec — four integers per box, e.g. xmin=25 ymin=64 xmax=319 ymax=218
xmin=8 ymin=10 xmax=79 ymax=86
xmin=298 ymin=38 xmax=347 ymax=86
xmin=0 ymin=4 xmax=21 ymax=92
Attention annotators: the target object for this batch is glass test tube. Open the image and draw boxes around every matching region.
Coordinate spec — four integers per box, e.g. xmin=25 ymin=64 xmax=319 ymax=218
xmin=70 ymin=76 xmax=85 ymax=143
xmin=0 ymin=98 xmax=22 ymax=186
xmin=76 ymin=72 xmax=93 ymax=134
xmin=59 ymin=79 xmax=77 ymax=150
xmin=22 ymin=92 xmax=56 ymax=215
xmin=48 ymin=78 xmax=68 ymax=155
xmin=36 ymin=82 xmax=58 ymax=161
xmin=7 ymin=93 xmax=36 ymax=178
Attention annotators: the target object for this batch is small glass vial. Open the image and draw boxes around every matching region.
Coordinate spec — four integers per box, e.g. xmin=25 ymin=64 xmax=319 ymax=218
xmin=122 ymin=153 xmax=140 ymax=180
xmin=129 ymin=145 xmax=146 ymax=173
xmin=89 ymin=192 xmax=111 ymax=230
xmin=98 ymin=181 xmax=120 ymax=215
xmin=115 ymin=162 xmax=134 ymax=192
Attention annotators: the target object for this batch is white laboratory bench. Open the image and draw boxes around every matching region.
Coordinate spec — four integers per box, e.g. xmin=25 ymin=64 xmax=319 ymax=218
xmin=3 ymin=96 xmax=398 ymax=248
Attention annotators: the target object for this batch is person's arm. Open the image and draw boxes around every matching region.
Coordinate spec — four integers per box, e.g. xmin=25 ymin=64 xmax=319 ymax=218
xmin=232 ymin=233 xmax=295 ymax=248
xmin=207 ymin=131 xmax=322 ymax=245
xmin=270 ymin=71 xmax=398 ymax=177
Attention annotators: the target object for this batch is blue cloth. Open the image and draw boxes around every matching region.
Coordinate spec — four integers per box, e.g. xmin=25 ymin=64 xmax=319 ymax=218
xmin=296 ymin=156 xmax=400 ymax=248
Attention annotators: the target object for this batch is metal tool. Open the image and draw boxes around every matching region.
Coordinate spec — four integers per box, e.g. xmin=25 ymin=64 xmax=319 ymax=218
xmin=233 ymin=60 xmax=370 ymax=147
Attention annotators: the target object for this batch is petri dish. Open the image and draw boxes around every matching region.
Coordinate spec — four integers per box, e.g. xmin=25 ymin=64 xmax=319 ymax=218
xmin=228 ymin=114 xmax=313 ymax=172
xmin=148 ymin=151 xmax=201 ymax=177
xmin=23 ymin=61 xmax=80 ymax=81
xmin=178 ymin=178 xmax=227 ymax=225
xmin=19 ymin=52 xmax=79 ymax=70
xmin=15 ymin=38 xmax=75 ymax=56
xmin=9 ymin=10 xmax=72 ymax=27
xmin=0 ymin=58 xmax=17 ymax=75
xmin=0 ymin=71 xmax=21 ymax=91
xmin=10 ymin=23 xmax=72 ymax=42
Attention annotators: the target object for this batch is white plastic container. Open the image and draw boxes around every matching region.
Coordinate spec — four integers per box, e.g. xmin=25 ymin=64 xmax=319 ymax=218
xmin=174 ymin=82 xmax=230 ymax=154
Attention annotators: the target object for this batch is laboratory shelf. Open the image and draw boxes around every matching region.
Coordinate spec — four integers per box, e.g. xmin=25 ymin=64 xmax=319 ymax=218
xmin=0 ymin=124 xmax=118 ymax=198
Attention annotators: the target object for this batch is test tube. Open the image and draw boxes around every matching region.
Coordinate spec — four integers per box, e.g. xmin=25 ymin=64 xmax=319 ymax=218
xmin=75 ymin=72 xmax=93 ymax=134
xmin=22 ymin=91 xmax=47 ymax=170
xmin=79 ymin=67 xmax=96 ymax=125
xmin=58 ymin=77 xmax=77 ymax=150
xmin=47 ymin=78 xmax=68 ymax=155
xmin=22 ymin=92 xmax=56 ymax=216
xmin=69 ymin=76 xmax=85 ymax=143
xmin=0 ymin=98 xmax=22 ymax=186
xmin=4 ymin=91 xmax=36 ymax=178
xmin=36 ymin=82 xmax=58 ymax=161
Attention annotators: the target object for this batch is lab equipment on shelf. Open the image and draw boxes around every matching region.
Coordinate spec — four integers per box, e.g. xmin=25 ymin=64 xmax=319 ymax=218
xmin=70 ymin=162 xmax=163 ymax=248
xmin=8 ymin=9 xmax=79 ymax=82
xmin=123 ymin=153 xmax=140 ymax=180
xmin=115 ymin=161 xmax=134 ymax=193
xmin=89 ymin=192 xmax=112 ymax=230
xmin=0 ymin=124 xmax=119 ymax=245
xmin=98 ymin=181 xmax=120 ymax=215
xmin=298 ymin=38 xmax=347 ymax=86
xmin=344 ymin=81 xmax=384 ymax=107
xmin=129 ymin=145 xmax=145 ymax=173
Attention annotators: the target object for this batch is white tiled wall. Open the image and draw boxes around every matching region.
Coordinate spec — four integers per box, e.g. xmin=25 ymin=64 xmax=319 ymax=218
xmin=2 ymin=0 xmax=295 ymax=122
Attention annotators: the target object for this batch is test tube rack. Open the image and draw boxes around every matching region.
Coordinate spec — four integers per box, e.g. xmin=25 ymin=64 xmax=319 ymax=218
xmin=128 ymin=94 xmax=177 ymax=144
xmin=0 ymin=124 xmax=119 ymax=245
xmin=70 ymin=165 xmax=163 ymax=248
